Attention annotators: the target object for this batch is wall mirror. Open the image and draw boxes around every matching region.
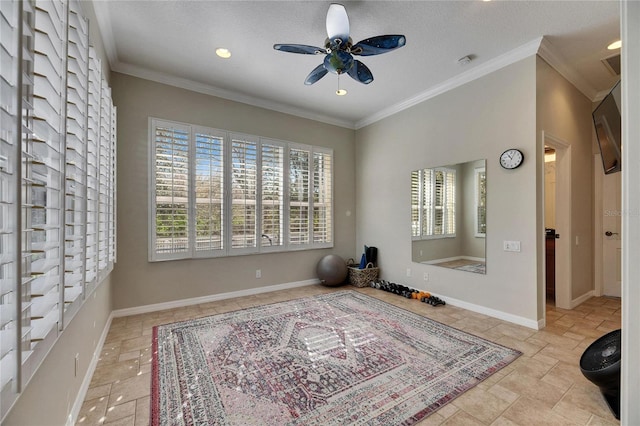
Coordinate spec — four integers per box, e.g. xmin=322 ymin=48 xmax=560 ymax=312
xmin=411 ymin=159 xmax=486 ymax=274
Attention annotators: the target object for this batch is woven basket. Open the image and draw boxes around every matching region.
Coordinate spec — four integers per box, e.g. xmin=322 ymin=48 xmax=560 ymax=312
xmin=347 ymin=262 xmax=379 ymax=288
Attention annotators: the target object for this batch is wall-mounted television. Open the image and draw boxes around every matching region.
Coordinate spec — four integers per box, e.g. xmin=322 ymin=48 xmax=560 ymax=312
xmin=593 ymin=80 xmax=621 ymax=174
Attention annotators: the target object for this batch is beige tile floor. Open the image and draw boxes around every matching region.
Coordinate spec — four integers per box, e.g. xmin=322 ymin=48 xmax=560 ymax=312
xmin=76 ymin=285 xmax=621 ymax=425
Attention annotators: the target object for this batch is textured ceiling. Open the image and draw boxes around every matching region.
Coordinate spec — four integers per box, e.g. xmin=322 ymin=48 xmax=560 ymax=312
xmin=91 ymin=0 xmax=620 ymax=128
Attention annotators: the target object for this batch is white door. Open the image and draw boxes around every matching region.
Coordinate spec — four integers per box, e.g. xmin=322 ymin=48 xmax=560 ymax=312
xmin=602 ymin=171 xmax=622 ymax=297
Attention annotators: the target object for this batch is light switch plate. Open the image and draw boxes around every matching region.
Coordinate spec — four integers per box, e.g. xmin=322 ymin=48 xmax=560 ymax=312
xmin=503 ymin=241 xmax=521 ymax=252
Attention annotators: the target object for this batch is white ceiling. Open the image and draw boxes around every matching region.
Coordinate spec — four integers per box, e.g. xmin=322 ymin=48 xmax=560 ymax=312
xmin=91 ymin=0 xmax=621 ymax=129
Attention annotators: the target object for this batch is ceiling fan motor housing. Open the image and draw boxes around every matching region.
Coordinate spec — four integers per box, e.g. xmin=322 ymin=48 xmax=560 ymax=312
xmin=324 ymin=50 xmax=354 ymax=74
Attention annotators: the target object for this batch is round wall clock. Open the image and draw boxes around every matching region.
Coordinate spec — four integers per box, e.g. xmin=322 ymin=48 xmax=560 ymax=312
xmin=500 ymin=149 xmax=524 ymax=169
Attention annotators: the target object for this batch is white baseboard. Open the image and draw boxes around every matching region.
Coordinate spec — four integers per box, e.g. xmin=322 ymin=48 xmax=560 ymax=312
xmin=570 ymin=290 xmax=595 ymax=309
xmin=67 ymin=312 xmax=114 ymax=426
xmin=432 ymin=293 xmax=541 ymax=330
xmin=112 ymin=279 xmax=319 ymax=318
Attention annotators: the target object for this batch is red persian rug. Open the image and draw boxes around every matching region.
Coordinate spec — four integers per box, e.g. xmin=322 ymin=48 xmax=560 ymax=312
xmin=151 ymin=291 xmax=520 ymax=425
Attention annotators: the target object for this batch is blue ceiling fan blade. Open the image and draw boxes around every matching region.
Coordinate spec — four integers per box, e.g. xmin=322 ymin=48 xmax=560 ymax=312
xmin=352 ymin=35 xmax=406 ymax=56
xmin=273 ymin=44 xmax=325 ymax=55
xmin=347 ymin=60 xmax=373 ymax=84
xmin=305 ymin=64 xmax=329 ymax=85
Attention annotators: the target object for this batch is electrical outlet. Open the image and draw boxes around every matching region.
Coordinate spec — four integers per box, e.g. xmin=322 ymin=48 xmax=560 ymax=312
xmin=406 ymin=268 xmax=411 ymax=277
xmin=423 ymin=272 xmax=429 ymax=281
xmin=256 ymin=269 xmax=261 ymax=279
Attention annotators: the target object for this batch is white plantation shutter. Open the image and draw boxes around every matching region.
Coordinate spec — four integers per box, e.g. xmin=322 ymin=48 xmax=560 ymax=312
xmin=107 ymin=103 xmax=116 ymax=267
xmin=443 ymin=169 xmax=456 ymax=235
xmin=475 ymin=168 xmax=486 ymax=236
xmin=422 ymin=169 xmax=434 ymax=236
xmin=434 ymin=170 xmax=445 ymax=234
xmin=312 ymin=150 xmax=332 ymax=244
xmin=29 ymin=0 xmax=66 ymax=351
xmin=260 ymin=140 xmax=284 ymax=248
xmin=149 ymin=120 xmax=333 ymax=260
xmin=414 ymin=168 xmax=456 ymax=238
xmin=193 ymin=129 xmax=224 ymax=255
xmin=152 ymin=120 xmax=190 ymax=259
xmin=288 ymin=147 xmax=310 ymax=245
xmin=0 ymin=0 xmax=116 ymax=416
xmin=230 ymin=134 xmax=257 ymax=252
xmin=84 ymin=46 xmax=100 ymax=292
xmin=410 ymin=171 xmax=420 ymax=237
xmin=0 ymin=0 xmax=24 ymax=402
xmin=97 ymin=81 xmax=112 ymax=277
xmin=63 ymin=0 xmax=88 ymax=316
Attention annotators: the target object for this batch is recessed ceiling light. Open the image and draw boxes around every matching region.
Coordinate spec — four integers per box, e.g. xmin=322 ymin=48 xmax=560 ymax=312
xmin=336 ymin=89 xmax=347 ymax=96
xmin=607 ymin=40 xmax=622 ymax=50
xmin=215 ymin=48 xmax=231 ymax=59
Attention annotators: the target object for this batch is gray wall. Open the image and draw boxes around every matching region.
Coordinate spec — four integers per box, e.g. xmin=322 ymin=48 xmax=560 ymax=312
xmin=356 ymin=57 xmax=540 ymax=322
xmin=536 ymin=57 xmax=595 ymax=312
xmin=110 ymin=73 xmax=357 ymax=309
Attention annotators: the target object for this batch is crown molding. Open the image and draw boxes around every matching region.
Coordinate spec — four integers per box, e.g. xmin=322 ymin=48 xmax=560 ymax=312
xmin=112 ymin=62 xmax=355 ymax=129
xmin=355 ymin=37 xmax=544 ymax=129
xmin=537 ymin=37 xmax=599 ymax=102
xmin=90 ymin=0 xmax=119 ymax=67
xmin=91 ymin=4 xmax=601 ymax=131
xmin=90 ymin=1 xmax=353 ymax=128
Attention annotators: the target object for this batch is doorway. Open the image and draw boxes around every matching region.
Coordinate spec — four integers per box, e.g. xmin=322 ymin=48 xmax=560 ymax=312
xmin=543 ymin=132 xmax=572 ymax=310
xmin=594 ymin=154 xmax=622 ymax=297
xmin=544 ymin=146 xmax=557 ymax=304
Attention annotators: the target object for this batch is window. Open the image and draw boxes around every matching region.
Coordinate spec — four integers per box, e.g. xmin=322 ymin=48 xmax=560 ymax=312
xmin=149 ymin=119 xmax=333 ymax=261
xmin=1 ymin=0 xmax=116 ymax=418
xmin=411 ymin=167 xmax=456 ymax=239
xmin=475 ymin=167 xmax=486 ymax=237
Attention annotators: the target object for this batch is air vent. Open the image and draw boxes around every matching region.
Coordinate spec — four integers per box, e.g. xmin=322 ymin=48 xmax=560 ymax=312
xmin=602 ymin=54 xmax=621 ymax=76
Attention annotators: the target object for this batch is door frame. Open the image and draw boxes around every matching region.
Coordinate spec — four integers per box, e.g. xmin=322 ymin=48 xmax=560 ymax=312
xmin=542 ymin=132 xmax=572 ymax=310
xmin=593 ymin=154 xmax=604 ymax=296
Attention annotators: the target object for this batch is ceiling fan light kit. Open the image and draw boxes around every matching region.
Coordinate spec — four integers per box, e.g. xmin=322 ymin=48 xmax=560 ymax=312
xmin=273 ymin=3 xmax=406 ymax=90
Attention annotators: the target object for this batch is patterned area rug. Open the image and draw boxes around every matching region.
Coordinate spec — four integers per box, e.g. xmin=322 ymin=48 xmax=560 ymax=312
xmin=152 ymin=291 xmax=520 ymax=425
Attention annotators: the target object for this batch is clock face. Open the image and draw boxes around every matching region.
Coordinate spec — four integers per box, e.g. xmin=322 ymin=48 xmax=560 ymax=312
xmin=500 ymin=149 xmax=524 ymax=169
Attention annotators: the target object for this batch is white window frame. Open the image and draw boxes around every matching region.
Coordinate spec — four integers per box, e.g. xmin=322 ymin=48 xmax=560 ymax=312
xmin=148 ymin=118 xmax=334 ymax=262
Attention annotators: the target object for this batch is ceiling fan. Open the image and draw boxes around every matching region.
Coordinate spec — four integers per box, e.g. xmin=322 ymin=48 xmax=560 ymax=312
xmin=273 ymin=3 xmax=406 ymax=87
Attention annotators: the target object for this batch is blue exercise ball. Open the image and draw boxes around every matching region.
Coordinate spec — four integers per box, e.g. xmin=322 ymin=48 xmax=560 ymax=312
xmin=317 ymin=255 xmax=348 ymax=286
